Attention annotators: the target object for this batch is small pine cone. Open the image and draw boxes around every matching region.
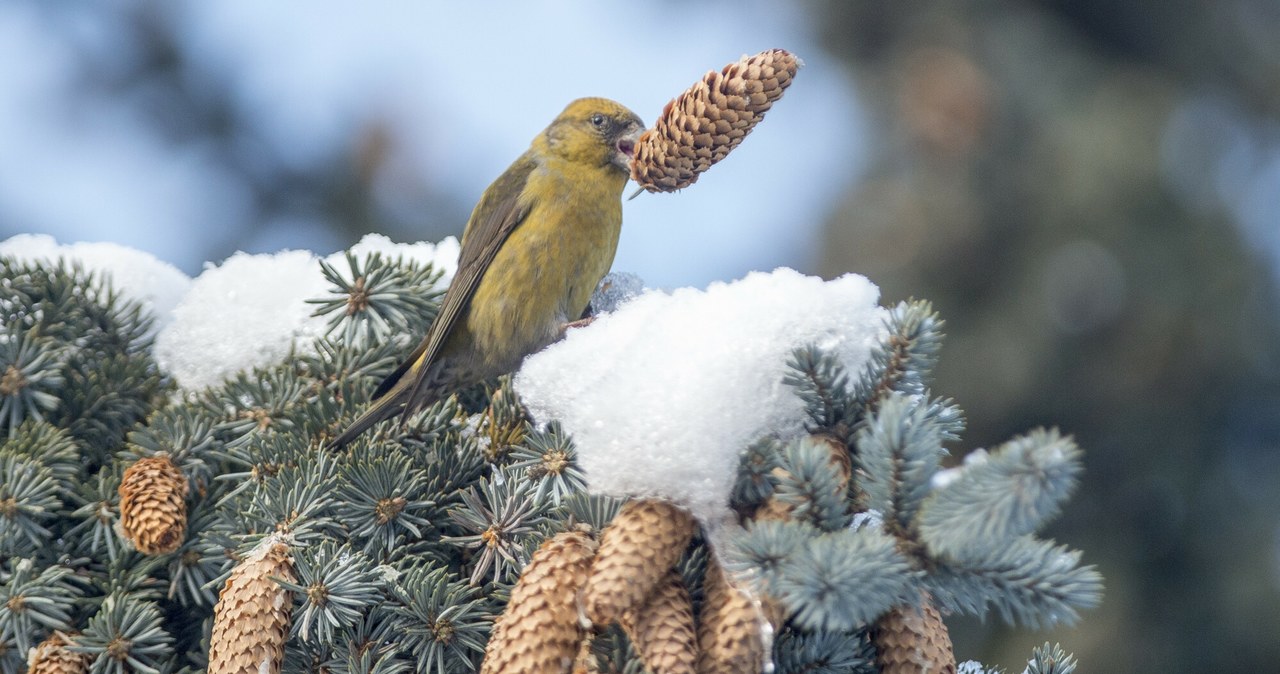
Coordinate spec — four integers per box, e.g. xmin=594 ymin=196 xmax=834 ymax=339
xmin=27 ymin=631 xmax=90 ymax=674
xmin=582 ymin=499 xmax=696 ymax=625
xmin=208 ymin=535 xmax=295 ymax=674
xmin=619 ymin=567 xmax=697 ymax=674
xmin=872 ymin=594 xmax=956 ymax=674
xmin=482 ymin=529 xmax=598 ymax=674
xmin=696 ymin=559 xmax=767 ymax=674
xmin=118 ymin=454 xmax=189 ymax=555
xmin=631 ymin=49 xmax=801 ymax=192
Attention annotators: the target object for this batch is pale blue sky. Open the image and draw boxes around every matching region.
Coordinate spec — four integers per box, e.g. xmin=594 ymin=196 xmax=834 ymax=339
xmin=0 ymin=1 xmax=868 ymax=288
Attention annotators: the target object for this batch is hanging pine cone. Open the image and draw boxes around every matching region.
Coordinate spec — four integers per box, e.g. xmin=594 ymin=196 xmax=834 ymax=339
xmin=481 ymin=528 xmax=598 ymax=674
xmin=117 ymin=454 xmax=189 ymax=555
xmin=696 ymin=558 xmax=767 ymax=674
xmin=27 ymin=631 xmax=90 ymax=674
xmin=631 ymin=48 xmax=801 ymax=193
xmin=582 ymin=498 xmax=696 ymax=625
xmin=619 ymin=567 xmax=698 ymax=674
xmin=872 ymin=593 xmax=957 ymax=674
xmin=207 ymin=535 xmax=295 ymax=674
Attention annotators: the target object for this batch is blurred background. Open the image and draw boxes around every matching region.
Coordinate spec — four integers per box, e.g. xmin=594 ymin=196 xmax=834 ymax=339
xmin=2 ymin=1 xmax=1278 ymax=671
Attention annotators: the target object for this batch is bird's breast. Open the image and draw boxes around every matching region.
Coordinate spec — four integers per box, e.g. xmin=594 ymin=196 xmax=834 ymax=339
xmin=464 ymin=166 xmax=624 ymax=374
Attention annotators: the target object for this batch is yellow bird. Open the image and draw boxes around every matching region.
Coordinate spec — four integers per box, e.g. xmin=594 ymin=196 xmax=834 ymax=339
xmin=331 ymin=98 xmax=644 ymax=448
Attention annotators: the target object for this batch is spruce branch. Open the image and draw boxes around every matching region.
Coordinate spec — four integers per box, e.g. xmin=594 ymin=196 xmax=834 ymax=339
xmin=122 ymin=406 xmax=219 ymax=490
xmin=918 ymin=429 xmax=1083 ymax=562
xmin=561 ymin=492 xmax=625 ymax=532
xmin=723 ymin=519 xmax=813 ymax=589
xmin=0 ymin=559 xmax=81 ymax=655
xmin=384 ymin=566 xmax=488 ymax=674
xmin=855 ymin=392 xmax=947 ymax=534
xmin=205 ymin=367 xmax=308 ymax=448
xmin=774 ymin=528 xmax=918 ymax=632
xmin=335 ymin=447 xmax=438 ymax=557
xmin=165 ymin=503 xmax=225 ymax=608
xmin=1026 ymin=642 xmax=1078 ymax=674
xmin=0 ymin=454 xmax=61 ymax=555
xmin=2 ymin=421 xmax=80 ymax=495
xmin=771 ymin=628 xmax=877 ymax=674
xmin=783 ymin=346 xmax=859 ymax=440
xmin=65 ymin=467 xmax=124 ymax=564
xmin=772 ymin=436 xmax=852 ymax=532
xmin=729 ymin=437 xmax=782 ymax=516
xmin=925 ymin=537 xmax=1102 ymax=628
xmin=282 ymin=542 xmax=383 ymax=644
xmin=0 ymin=330 xmax=67 ymax=435
xmin=474 ymin=377 xmax=527 ymax=464
xmin=309 ymin=252 xmax=444 ymax=346
xmin=856 ymin=300 xmax=945 ymax=406
xmin=445 ymin=469 xmax=549 ymax=586
xmin=74 ymin=593 xmax=172 ymax=674
xmin=508 ymin=421 xmax=587 ymax=506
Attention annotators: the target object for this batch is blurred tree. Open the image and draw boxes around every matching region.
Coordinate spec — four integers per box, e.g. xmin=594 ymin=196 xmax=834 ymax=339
xmin=815 ymin=3 xmax=1280 ymax=672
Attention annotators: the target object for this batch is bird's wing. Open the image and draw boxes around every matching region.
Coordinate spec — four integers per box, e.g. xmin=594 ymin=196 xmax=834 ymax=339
xmin=379 ymin=153 xmax=539 ymax=417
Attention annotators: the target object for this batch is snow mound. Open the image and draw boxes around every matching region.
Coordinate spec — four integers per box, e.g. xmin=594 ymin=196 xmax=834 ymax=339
xmin=0 ymin=233 xmax=191 ymax=331
xmin=515 ymin=268 xmax=885 ymax=526
xmin=155 ymin=234 xmax=458 ymax=391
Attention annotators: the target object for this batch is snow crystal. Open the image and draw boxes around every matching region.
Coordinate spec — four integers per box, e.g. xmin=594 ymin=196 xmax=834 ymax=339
xmin=0 ymin=233 xmax=191 ymax=331
xmin=514 ymin=268 xmax=885 ymax=527
xmin=155 ymin=233 xmax=458 ymax=392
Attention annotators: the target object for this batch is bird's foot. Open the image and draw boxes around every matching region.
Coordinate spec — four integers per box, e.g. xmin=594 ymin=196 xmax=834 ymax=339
xmin=561 ymin=316 xmax=596 ymax=334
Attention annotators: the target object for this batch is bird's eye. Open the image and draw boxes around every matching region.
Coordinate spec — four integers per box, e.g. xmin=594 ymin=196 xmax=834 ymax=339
xmin=590 ymin=113 xmax=606 ymax=128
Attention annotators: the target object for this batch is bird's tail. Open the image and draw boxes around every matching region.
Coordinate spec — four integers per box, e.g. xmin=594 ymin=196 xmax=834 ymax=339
xmin=329 ymin=382 xmax=408 ymax=449
xmin=328 ymin=358 xmax=450 ymax=450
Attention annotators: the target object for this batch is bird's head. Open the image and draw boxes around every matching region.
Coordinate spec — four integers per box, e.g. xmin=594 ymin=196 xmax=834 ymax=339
xmin=543 ymin=97 xmax=645 ymax=174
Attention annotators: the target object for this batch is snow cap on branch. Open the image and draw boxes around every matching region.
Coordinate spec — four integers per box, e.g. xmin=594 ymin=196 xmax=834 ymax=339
xmin=154 ymin=234 xmax=457 ymax=391
xmin=0 ymin=233 xmax=190 ymax=331
xmin=514 ymin=268 xmax=884 ymax=526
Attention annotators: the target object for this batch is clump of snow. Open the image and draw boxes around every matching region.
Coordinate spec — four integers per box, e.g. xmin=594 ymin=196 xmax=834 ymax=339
xmin=324 ymin=233 xmax=459 ymax=275
xmin=154 ymin=249 xmax=329 ymax=391
xmin=514 ymin=268 xmax=885 ymax=527
xmin=849 ymin=509 xmax=885 ymax=533
xmin=930 ymin=447 xmax=990 ymax=490
xmin=155 ymin=234 xmax=458 ymax=392
xmin=0 ymin=233 xmax=191 ymax=331
xmin=587 ymin=271 xmax=646 ymax=315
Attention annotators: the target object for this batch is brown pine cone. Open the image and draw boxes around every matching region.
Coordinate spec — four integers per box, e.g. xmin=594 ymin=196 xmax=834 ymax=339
xmin=619 ymin=567 xmax=697 ymax=674
xmin=481 ymin=529 xmax=598 ymax=674
xmin=27 ymin=631 xmax=90 ymax=674
xmin=696 ymin=559 xmax=767 ymax=674
xmin=582 ymin=499 xmax=696 ymax=625
xmin=118 ymin=454 xmax=189 ymax=555
xmin=872 ymin=593 xmax=956 ymax=674
xmin=631 ymin=49 xmax=801 ymax=193
xmin=207 ymin=535 xmax=296 ymax=674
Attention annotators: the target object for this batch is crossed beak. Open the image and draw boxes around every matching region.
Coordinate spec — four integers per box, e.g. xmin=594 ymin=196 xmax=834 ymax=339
xmin=613 ymin=123 xmax=644 ymax=173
